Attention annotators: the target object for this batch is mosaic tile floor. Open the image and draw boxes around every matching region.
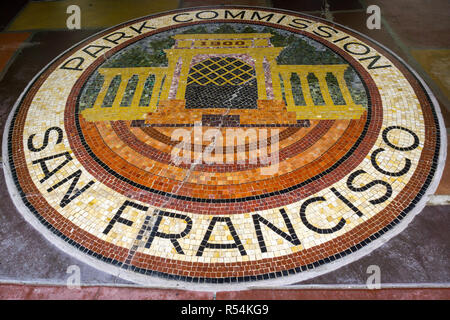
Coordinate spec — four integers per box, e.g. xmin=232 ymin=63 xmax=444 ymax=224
xmin=3 ymin=7 xmax=446 ymax=289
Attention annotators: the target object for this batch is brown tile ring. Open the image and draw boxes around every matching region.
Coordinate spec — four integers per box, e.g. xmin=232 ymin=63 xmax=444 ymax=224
xmin=4 ymin=7 xmax=443 ymax=287
xmin=64 ymin=21 xmax=381 ymax=213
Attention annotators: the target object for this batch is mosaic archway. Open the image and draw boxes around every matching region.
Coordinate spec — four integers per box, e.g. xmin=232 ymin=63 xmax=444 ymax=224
xmin=3 ymin=7 xmax=446 ymax=289
xmin=185 ymin=56 xmax=258 ymax=109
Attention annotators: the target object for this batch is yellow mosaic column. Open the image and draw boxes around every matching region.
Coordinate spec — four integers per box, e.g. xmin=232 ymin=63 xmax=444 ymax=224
xmin=92 ymin=68 xmax=116 ymax=110
xmin=81 ymin=67 xmax=167 ymax=121
xmin=298 ymin=72 xmax=315 ymax=107
xmin=333 ymin=67 xmax=355 ymax=107
xmin=315 ymin=70 xmax=335 ymax=106
xmin=279 ymin=71 xmax=295 ymax=108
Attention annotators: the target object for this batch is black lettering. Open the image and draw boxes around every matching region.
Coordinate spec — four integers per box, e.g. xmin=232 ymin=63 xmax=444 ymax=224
xmin=32 ymin=152 xmax=72 ymax=183
xmin=346 ymin=170 xmax=392 ymax=205
xmin=82 ymin=45 xmax=111 ymax=58
xmin=129 ymin=21 xmax=156 ymax=34
xmin=103 ymin=200 xmax=148 ymax=235
xmin=382 ymin=126 xmax=419 ymax=151
xmin=46 ymin=169 xmax=95 ymax=208
xmin=195 ymin=10 xmax=219 ymax=20
xmin=288 ymin=18 xmax=312 ymax=29
xmin=300 ymin=197 xmax=346 ymax=234
xmin=196 ymin=217 xmax=247 ymax=256
xmin=250 ymin=11 xmax=274 ymax=22
xmin=276 ymin=15 xmax=286 ymax=24
xmin=60 ymin=57 xmax=84 ymax=71
xmin=144 ymin=211 xmax=192 ymax=255
xmin=333 ymin=36 xmax=350 ymax=43
xmin=252 ymin=208 xmax=301 ymax=253
xmin=343 ymin=42 xmax=371 ymax=55
xmin=313 ymin=25 xmax=339 ymax=38
xmin=173 ymin=13 xmax=193 ymax=23
xmin=359 ymin=55 xmax=392 ymax=69
xmin=371 ymin=148 xmax=411 ymax=176
xmin=27 ymin=127 xmax=63 ymax=152
xmin=330 ymin=187 xmax=364 ymax=217
xmin=103 ymin=32 xmax=133 ymax=45
xmin=224 ymin=10 xmax=246 ymax=19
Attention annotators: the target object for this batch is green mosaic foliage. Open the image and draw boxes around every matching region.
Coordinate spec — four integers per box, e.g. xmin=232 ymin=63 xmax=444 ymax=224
xmin=139 ymin=75 xmax=156 ymax=107
xmin=181 ymin=26 xmax=209 ymax=34
xmin=326 ymin=73 xmax=346 ymax=105
xmin=290 ymin=73 xmax=306 ymax=106
xmin=103 ymin=37 xmax=175 ymax=68
xmin=101 ymin=75 xmax=121 ymax=108
xmin=120 ymin=75 xmax=139 ymax=107
xmin=103 ymin=47 xmax=153 ymax=68
xmin=214 ymin=24 xmax=236 ymax=34
xmin=79 ymin=23 xmax=367 ymax=111
xmin=79 ymin=74 xmax=104 ymax=111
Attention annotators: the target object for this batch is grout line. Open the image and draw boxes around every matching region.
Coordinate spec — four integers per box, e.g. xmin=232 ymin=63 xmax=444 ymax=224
xmin=0 ymin=279 xmax=448 ymax=290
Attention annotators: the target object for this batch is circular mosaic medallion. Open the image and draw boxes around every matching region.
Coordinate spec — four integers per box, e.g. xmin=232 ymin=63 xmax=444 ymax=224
xmin=4 ymin=7 xmax=446 ymax=289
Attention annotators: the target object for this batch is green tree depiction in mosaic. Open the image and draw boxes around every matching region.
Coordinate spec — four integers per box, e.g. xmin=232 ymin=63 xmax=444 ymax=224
xmin=79 ymin=37 xmax=174 ymax=111
xmin=79 ymin=73 xmax=104 ymax=110
xmin=139 ymin=75 xmax=156 ymax=107
xmin=271 ymin=29 xmax=367 ymax=108
xmin=181 ymin=26 xmax=209 ymax=34
xmin=79 ymin=24 xmax=367 ymax=112
xmin=213 ymin=24 xmax=237 ymax=34
xmin=101 ymin=75 xmax=121 ymax=108
xmin=103 ymin=47 xmax=152 ymax=68
xmin=120 ymin=75 xmax=139 ymax=107
xmin=102 ymin=37 xmax=175 ymax=68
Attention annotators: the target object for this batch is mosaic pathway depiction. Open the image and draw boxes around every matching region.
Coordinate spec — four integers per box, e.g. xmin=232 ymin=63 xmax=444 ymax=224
xmin=4 ymin=7 xmax=446 ymax=289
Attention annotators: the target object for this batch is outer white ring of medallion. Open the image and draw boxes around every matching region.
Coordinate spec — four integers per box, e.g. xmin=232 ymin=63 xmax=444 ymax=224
xmin=2 ymin=6 xmax=447 ymax=291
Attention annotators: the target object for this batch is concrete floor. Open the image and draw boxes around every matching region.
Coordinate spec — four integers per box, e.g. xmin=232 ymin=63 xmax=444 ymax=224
xmin=0 ymin=0 xmax=448 ymax=299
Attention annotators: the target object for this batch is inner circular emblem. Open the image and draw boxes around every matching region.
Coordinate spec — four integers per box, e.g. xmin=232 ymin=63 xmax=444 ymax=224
xmin=4 ymin=7 xmax=446 ymax=288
